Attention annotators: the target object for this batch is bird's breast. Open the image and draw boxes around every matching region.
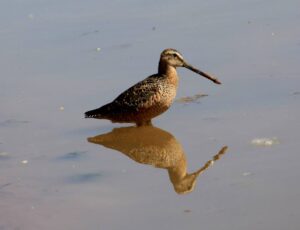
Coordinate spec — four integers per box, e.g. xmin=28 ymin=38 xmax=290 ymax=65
xmin=139 ymin=83 xmax=176 ymax=110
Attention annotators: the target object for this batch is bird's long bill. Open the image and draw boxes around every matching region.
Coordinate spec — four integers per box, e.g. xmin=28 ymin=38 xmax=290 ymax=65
xmin=183 ymin=63 xmax=221 ymax=84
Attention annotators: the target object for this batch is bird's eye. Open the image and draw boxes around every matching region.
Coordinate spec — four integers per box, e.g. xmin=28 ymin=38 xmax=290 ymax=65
xmin=172 ymin=53 xmax=177 ymax=58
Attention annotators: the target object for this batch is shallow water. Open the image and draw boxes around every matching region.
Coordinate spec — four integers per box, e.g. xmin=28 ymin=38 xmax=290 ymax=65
xmin=1 ymin=0 xmax=300 ymax=229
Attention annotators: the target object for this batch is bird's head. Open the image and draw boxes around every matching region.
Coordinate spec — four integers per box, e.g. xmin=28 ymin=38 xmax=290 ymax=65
xmin=159 ymin=48 xmax=221 ymax=84
xmin=160 ymin=48 xmax=186 ymax=68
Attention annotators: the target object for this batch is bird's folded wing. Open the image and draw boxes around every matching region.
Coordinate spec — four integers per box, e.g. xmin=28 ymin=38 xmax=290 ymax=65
xmin=113 ymin=77 xmax=162 ymax=111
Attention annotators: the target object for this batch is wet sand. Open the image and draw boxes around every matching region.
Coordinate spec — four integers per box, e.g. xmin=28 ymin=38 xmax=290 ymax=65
xmin=1 ymin=0 xmax=300 ymax=229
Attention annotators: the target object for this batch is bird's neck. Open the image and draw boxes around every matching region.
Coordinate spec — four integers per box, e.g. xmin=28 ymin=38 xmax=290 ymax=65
xmin=158 ymin=61 xmax=178 ymax=86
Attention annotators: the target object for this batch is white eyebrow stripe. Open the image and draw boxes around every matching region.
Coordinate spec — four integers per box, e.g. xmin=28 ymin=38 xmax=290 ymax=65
xmin=165 ymin=50 xmax=184 ymax=60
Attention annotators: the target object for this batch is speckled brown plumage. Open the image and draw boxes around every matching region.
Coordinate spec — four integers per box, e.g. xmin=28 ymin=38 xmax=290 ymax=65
xmin=85 ymin=48 xmax=221 ymax=126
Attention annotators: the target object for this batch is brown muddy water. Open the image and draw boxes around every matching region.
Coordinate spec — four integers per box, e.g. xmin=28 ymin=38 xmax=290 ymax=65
xmin=1 ymin=0 xmax=300 ymax=229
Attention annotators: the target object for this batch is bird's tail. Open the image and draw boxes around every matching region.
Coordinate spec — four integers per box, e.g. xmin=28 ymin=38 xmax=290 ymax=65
xmin=85 ymin=103 xmax=113 ymax=119
xmin=84 ymin=108 xmax=103 ymax=118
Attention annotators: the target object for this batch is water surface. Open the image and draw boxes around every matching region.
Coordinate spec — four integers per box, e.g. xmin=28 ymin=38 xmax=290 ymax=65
xmin=1 ymin=0 xmax=300 ymax=229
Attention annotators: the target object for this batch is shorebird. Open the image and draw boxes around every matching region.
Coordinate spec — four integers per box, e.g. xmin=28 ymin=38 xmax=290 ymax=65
xmin=85 ymin=48 xmax=221 ymax=126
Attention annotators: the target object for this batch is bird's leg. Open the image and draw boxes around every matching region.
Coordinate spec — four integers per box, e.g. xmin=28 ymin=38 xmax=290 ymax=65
xmin=136 ymin=120 xmax=152 ymax=127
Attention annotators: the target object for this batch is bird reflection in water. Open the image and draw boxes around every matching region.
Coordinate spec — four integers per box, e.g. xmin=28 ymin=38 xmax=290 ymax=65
xmin=87 ymin=126 xmax=227 ymax=194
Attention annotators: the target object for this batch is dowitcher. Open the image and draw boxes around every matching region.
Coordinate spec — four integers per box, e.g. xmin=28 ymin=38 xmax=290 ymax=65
xmin=85 ymin=48 xmax=221 ymax=126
